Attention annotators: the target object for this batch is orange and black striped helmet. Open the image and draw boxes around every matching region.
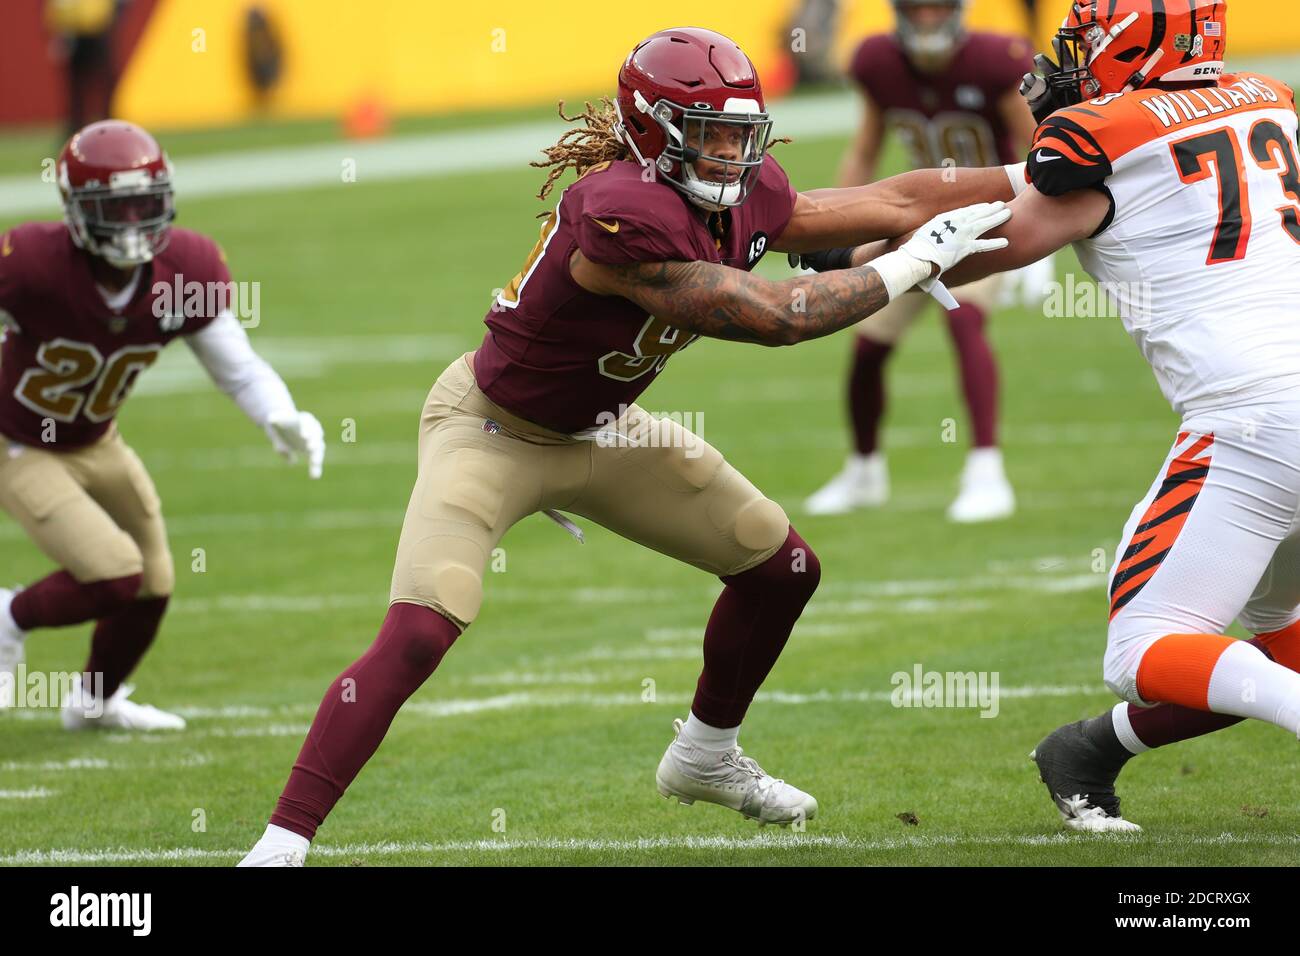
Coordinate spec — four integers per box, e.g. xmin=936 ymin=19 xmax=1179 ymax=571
xmin=1049 ymin=0 xmax=1227 ymax=102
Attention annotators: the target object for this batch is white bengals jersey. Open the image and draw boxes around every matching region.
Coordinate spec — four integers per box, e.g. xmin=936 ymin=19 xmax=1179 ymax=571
xmin=1027 ymin=73 xmax=1300 ymax=416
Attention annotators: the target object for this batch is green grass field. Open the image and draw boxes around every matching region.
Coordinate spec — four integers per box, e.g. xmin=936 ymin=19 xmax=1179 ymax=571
xmin=1 ymin=106 xmax=1295 ymax=867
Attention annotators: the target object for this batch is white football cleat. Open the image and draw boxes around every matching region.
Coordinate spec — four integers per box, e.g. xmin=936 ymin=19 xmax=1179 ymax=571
xmin=947 ymin=447 xmax=1015 ymax=523
xmin=804 ymin=453 xmax=889 ymax=516
xmin=655 ymin=718 xmax=817 ymax=827
xmin=1052 ymin=793 xmax=1144 ymax=833
xmin=61 ymin=673 xmax=186 ymax=732
xmin=238 ymin=825 xmax=310 ymax=867
xmin=0 ymin=588 xmax=26 ymax=709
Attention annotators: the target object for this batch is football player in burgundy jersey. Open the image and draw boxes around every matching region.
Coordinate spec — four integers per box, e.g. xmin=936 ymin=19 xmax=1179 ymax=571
xmin=0 ymin=121 xmax=325 ymax=728
xmin=802 ymin=0 xmax=1039 ymax=522
xmin=241 ymin=26 xmax=1023 ymax=865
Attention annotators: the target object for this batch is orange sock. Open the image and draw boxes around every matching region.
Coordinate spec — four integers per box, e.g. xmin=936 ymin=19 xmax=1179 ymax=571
xmin=1255 ymin=619 xmax=1300 ymax=673
xmin=1135 ymin=633 xmax=1237 ymax=710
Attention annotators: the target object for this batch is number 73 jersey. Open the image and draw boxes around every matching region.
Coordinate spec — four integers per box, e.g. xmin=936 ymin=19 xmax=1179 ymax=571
xmin=1028 ymin=72 xmax=1300 ymax=416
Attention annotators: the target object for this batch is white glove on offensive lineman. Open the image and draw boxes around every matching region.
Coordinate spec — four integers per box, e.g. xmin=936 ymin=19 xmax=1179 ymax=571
xmin=902 ymin=201 xmax=1012 ymax=279
xmin=265 ymin=411 xmax=326 ymax=479
xmin=872 ymin=202 xmax=1012 ymax=309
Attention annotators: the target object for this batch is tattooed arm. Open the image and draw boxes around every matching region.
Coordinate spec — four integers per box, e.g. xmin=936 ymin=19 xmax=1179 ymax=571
xmin=571 ymin=250 xmax=903 ymax=346
xmin=568 ymin=201 xmax=1011 ymax=347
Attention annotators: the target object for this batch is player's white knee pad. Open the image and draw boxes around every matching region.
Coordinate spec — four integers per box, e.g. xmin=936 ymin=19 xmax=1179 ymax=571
xmin=732 ymin=496 xmax=789 ymax=556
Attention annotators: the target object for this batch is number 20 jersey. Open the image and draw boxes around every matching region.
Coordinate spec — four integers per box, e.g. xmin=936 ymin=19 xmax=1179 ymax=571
xmin=0 ymin=222 xmax=226 ymax=449
xmin=1029 ymin=73 xmax=1300 ymax=416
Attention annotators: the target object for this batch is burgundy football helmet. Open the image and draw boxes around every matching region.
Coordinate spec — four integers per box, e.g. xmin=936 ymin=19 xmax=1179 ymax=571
xmin=614 ymin=27 xmax=774 ymax=211
xmin=57 ymin=120 xmax=175 ymax=270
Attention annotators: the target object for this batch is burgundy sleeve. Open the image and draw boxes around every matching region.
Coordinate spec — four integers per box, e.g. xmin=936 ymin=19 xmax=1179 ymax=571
xmin=755 ymin=155 xmax=798 ymax=242
xmin=573 ymin=182 xmax=700 ymax=265
xmin=182 ymin=232 xmax=233 ymax=334
xmin=847 ymin=35 xmax=885 ymax=99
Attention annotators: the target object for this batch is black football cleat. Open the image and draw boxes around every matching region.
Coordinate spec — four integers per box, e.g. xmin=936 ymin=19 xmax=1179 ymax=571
xmin=1030 ymin=719 xmax=1142 ymax=832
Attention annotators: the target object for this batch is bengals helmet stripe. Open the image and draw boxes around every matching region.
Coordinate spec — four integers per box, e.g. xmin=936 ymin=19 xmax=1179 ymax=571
xmin=1049 ymin=0 xmax=1228 ymax=104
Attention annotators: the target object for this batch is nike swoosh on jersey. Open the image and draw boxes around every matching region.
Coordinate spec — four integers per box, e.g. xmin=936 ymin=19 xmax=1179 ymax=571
xmin=590 ymin=217 xmax=620 ymax=234
xmin=1035 ymin=150 xmax=1063 ymax=163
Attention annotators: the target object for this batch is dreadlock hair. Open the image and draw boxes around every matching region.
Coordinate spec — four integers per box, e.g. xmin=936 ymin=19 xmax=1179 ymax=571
xmin=532 ymin=98 xmax=629 ymax=203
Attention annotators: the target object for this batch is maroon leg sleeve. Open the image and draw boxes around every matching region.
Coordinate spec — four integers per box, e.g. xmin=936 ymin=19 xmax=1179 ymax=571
xmin=269 ymin=602 xmax=461 ymax=840
xmin=848 ymin=336 xmax=893 ymax=456
xmin=85 ymin=596 xmax=170 ymax=699
xmin=691 ymin=527 xmax=821 ymax=729
xmin=10 ymin=571 xmax=142 ymax=631
xmin=944 ymin=304 xmax=999 ymax=449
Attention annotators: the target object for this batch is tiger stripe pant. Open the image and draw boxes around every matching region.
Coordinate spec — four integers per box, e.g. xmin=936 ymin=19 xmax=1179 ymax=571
xmin=1104 ymin=399 xmax=1300 ymax=704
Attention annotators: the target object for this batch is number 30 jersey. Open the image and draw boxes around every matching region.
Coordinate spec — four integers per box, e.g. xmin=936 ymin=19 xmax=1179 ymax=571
xmin=850 ymin=31 xmax=1034 ymax=169
xmin=0 ymin=222 xmax=227 ymax=449
xmin=1029 ymin=73 xmax=1300 ymax=416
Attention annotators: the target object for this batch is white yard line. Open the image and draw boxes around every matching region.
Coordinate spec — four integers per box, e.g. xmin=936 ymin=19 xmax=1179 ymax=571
xmin=0 ymin=788 xmax=55 ymax=799
xmin=92 ymin=565 xmax=1106 ymax=618
xmin=133 ymin=334 xmax=473 ymax=401
xmin=30 ymin=684 xmax=1102 ymax=730
xmin=96 ymin=421 xmax=1170 ymax=472
xmin=4 ymin=830 xmax=1298 ymax=865
xmin=0 ymin=758 xmax=111 ymax=772
xmin=5 ymin=54 xmax=1297 ymax=218
xmin=0 ymin=92 xmax=861 ymax=218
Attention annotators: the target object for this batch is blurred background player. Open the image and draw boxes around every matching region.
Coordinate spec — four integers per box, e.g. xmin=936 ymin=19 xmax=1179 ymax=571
xmin=45 ymin=0 xmax=123 ymax=138
xmin=803 ymin=0 xmax=1037 ymax=521
xmin=0 ymin=120 xmax=325 ymax=726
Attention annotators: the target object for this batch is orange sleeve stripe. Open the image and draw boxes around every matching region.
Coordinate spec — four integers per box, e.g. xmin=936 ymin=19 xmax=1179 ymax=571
xmin=1136 ymin=633 xmax=1237 ymax=710
xmin=1034 ymin=132 xmax=1102 ymax=168
xmin=1090 ymin=101 xmax=1159 ymax=163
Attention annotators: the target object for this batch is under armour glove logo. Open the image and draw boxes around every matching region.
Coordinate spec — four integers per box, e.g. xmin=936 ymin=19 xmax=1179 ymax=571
xmin=930 ymin=220 xmax=957 ymax=244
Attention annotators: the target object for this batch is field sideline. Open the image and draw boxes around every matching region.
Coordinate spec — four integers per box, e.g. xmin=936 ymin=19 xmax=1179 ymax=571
xmin=0 ymin=103 xmax=1295 ymax=867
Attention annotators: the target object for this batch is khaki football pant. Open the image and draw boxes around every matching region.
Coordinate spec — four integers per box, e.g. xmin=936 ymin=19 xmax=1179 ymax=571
xmin=854 ymin=272 xmax=1004 ymax=343
xmin=0 ymin=428 xmax=173 ymax=597
xmin=390 ymin=353 xmax=791 ymax=630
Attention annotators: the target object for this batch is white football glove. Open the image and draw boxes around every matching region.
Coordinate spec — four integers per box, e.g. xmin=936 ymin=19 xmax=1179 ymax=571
xmin=265 ymin=411 xmax=325 ymax=479
xmin=899 ymin=201 xmax=1012 ymax=281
